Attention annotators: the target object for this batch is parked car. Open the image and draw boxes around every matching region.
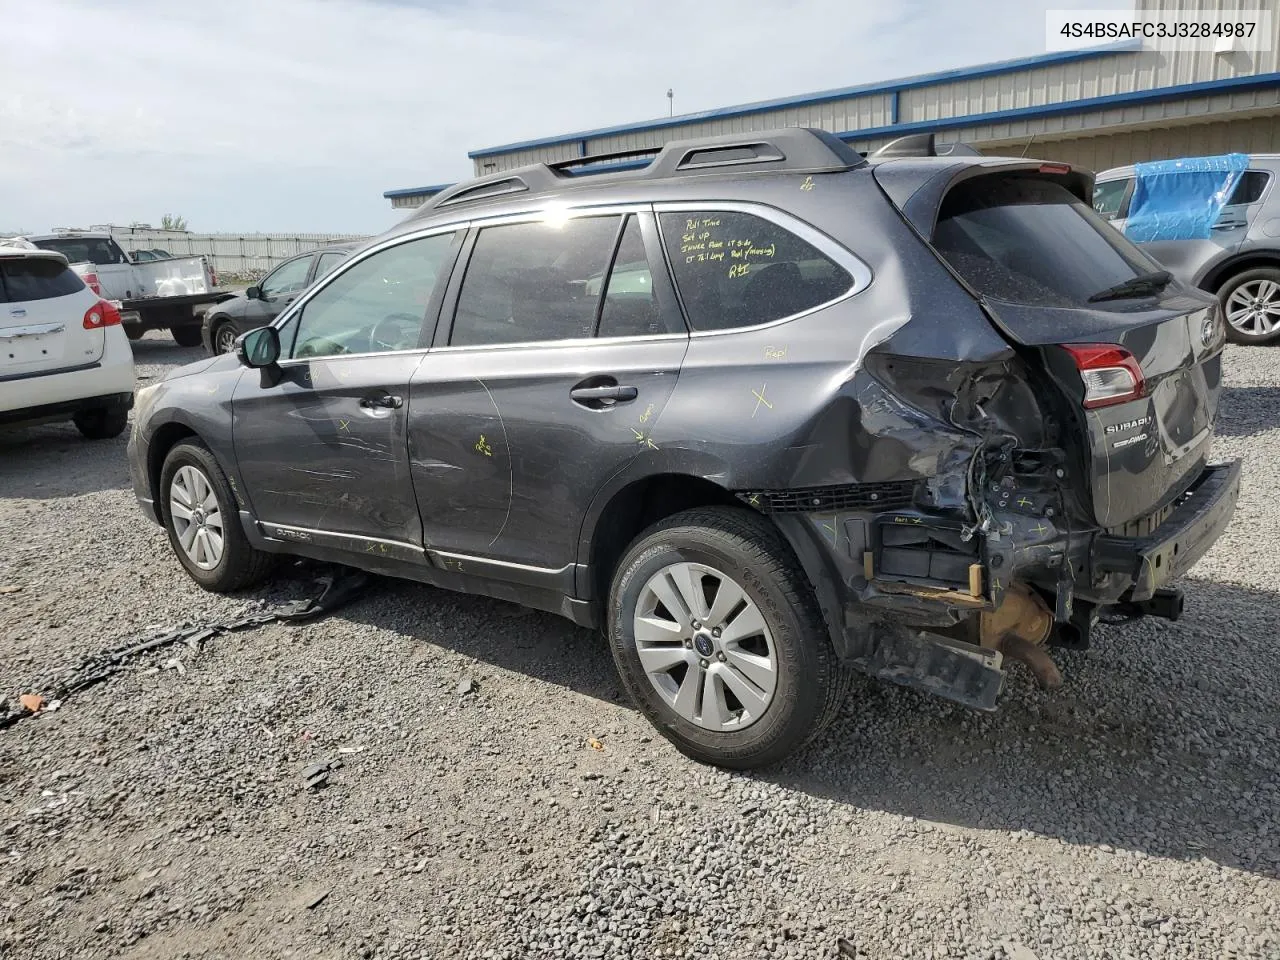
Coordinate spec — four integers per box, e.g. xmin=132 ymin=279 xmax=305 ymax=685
xmin=1 ymin=245 xmax=134 ymax=438
xmin=128 ymin=129 xmax=1238 ymax=769
xmin=130 ymin=248 xmax=175 ymax=262
xmin=22 ymin=232 xmax=228 ymax=346
xmin=200 ymin=244 xmax=356 ymax=354
xmin=1094 ymin=154 xmax=1279 ymax=344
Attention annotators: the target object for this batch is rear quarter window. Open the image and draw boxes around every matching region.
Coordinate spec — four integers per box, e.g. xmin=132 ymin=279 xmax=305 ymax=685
xmin=0 ymin=257 xmax=86 ymax=303
xmin=657 ymin=211 xmax=853 ymax=331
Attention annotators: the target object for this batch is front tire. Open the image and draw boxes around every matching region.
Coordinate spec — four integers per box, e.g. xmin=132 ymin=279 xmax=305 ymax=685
xmin=73 ymin=405 xmax=128 ymax=440
xmin=170 ymin=325 xmax=203 ymax=348
xmin=1220 ymin=267 xmax=1280 ymax=345
xmin=607 ymin=507 xmax=852 ymax=770
xmin=160 ymin=440 xmax=275 ymax=592
xmin=210 ymin=319 xmax=239 ymax=354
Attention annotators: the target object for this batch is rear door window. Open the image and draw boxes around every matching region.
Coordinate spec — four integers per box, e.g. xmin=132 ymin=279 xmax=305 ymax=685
xmin=313 ymin=251 xmax=346 ymax=280
xmin=596 ymin=215 xmax=683 ymax=338
xmin=933 ymin=174 xmax=1160 ymax=308
xmin=1092 ymin=178 xmax=1132 ymax=221
xmin=657 ymin=211 xmax=853 ymax=331
xmin=0 ymin=257 xmax=86 ymax=303
xmin=1228 ymin=170 xmax=1270 ymax=205
xmin=450 ymin=216 xmax=622 ymax=346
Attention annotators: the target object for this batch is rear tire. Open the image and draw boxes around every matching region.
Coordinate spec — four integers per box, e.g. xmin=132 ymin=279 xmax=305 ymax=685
xmin=170 ymin=325 xmax=203 ymax=348
xmin=73 ymin=406 xmax=128 ymax=440
xmin=124 ymin=327 xmax=144 ymax=341
xmin=1219 ymin=267 xmax=1280 ymax=345
xmin=160 ymin=440 xmax=276 ymax=592
xmin=607 ymin=506 xmax=853 ymax=770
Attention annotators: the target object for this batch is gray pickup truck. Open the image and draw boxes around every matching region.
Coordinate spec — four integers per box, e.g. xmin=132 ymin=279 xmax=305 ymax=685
xmin=23 ymin=232 xmax=233 ymax=346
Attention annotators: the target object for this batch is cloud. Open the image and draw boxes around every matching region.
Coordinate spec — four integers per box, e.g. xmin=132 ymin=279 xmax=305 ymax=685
xmin=0 ymin=0 xmax=1104 ymax=234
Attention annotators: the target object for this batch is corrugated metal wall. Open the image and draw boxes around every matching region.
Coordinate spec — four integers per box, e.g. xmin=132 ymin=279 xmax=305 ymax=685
xmin=107 ymin=229 xmax=366 ymax=275
xmin=1007 ymin=114 xmax=1280 ymax=173
xmin=468 ymin=0 xmax=1280 ymax=176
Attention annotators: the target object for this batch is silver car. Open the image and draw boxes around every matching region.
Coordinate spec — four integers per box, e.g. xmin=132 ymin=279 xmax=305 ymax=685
xmin=1094 ymin=155 xmax=1280 ymax=345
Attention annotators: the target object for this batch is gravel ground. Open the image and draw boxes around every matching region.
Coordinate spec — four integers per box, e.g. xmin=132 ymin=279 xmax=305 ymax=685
xmin=1 ymin=335 xmax=1278 ymax=960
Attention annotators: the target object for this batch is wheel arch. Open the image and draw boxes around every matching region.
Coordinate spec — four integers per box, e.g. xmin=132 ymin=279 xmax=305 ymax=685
xmin=577 ymin=468 xmax=847 ymax=658
xmin=146 ymin=420 xmax=201 ymax=515
xmin=1200 ymin=251 xmax=1280 ymax=293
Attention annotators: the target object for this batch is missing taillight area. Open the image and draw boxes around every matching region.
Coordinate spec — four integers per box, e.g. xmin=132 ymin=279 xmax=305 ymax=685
xmin=1063 ymin=343 xmax=1147 ymax=408
xmin=82 ymin=299 xmax=122 ymax=330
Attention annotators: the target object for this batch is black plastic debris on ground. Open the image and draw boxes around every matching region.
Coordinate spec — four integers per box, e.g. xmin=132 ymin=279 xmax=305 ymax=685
xmin=302 ymin=758 xmax=344 ymax=790
xmin=1 ymin=566 xmax=371 ymax=731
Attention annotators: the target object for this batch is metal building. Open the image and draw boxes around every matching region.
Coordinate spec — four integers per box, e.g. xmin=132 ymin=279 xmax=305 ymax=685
xmin=383 ymin=20 xmax=1280 ymax=208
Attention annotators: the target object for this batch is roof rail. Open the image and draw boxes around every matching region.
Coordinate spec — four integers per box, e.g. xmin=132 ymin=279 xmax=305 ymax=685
xmin=415 ymin=164 xmax=565 ymax=215
xmin=648 ymin=127 xmax=865 ymax=177
xmin=549 ymin=147 xmax=663 ymax=172
xmin=870 ymin=133 xmax=984 ymax=159
xmin=409 ymin=128 xmax=865 ymax=219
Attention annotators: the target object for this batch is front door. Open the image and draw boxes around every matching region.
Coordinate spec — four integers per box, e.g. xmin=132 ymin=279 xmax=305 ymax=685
xmin=407 ymin=211 xmax=688 ymax=587
xmin=249 ymin=253 xmax=314 ymax=327
xmin=233 ymin=230 xmax=462 ymax=559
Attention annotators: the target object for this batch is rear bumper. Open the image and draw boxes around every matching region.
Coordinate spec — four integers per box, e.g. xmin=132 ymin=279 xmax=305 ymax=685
xmin=1092 ymin=460 xmax=1240 ymax=602
xmin=0 ymin=329 xmax=134 ymax=418
xmin=0 ymin=391 xmax=133 ymax=428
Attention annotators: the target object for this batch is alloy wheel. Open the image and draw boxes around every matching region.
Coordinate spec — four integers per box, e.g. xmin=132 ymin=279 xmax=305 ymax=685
xmin=1225 ymin=279 xmax=1280 ymax=336
xmin=170 ymin=465 xmax=225 ymax=570
xmin=632 ymin=561 xmax=777 ymax=731
xmin=214 ymin=325 xmax=238 ymax=354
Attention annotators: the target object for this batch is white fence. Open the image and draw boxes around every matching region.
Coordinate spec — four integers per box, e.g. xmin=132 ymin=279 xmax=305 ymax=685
xmin=106 ymin=228 xmax=368 ymax=277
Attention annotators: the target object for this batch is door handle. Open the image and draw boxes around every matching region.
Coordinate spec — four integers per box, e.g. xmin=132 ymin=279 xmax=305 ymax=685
xmin=571 ymin=385 xmax=638 ymax=402
xmin=360 ymin=394 xmax=404 ymax=409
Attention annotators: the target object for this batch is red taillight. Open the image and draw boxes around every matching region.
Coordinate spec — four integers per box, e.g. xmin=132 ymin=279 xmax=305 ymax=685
xmin=1039 ymin=162 xmax=1072 ymax=175
xmin=210 ymin=264 xmax=219 ymax=287
xmin=83 ymin=272 xmax=102 ymax=295
xmin=83 ymin=299 xmax=122 ymax=330
xmin=1063 ymin=343 xmax=1146 ymax=409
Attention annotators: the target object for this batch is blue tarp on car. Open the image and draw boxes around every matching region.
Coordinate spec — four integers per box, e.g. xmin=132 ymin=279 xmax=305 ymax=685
xmin=1123 ymin=153 xmax=1251 ymax=243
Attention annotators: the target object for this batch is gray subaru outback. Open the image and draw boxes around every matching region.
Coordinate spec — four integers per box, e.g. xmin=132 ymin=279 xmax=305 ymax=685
xmin=128 ymin=129 xmax=1239 ymax=769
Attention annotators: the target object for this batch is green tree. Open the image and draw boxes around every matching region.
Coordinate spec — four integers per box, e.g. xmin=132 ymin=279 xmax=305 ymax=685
xmin=160 ymin=214 xmax=188 ymax=231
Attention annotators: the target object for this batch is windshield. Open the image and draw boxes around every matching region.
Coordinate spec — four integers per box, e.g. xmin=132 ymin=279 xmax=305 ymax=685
xmin=32 ymin=237 xmax=128 ymax=266
xmin=933 ymin=174 xmax=1161 ymax=309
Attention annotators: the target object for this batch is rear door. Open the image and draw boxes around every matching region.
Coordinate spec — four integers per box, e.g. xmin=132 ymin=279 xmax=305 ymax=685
xmin=924 ymin=168 xmax=1223 ymax=528
xmin=407 ymin=210 xmax=688 ymax=586
xmin=0 ymin=254 xmax=102 ymax=385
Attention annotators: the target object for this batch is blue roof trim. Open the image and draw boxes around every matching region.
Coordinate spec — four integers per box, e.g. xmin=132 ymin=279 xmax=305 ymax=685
xmin=836 ymin=71 xmax=1280 ymax=144
xmin=468 ymin=44 xmax=1136 ymax=158
xmin=382 ymin=182 xmax=453 ymax=199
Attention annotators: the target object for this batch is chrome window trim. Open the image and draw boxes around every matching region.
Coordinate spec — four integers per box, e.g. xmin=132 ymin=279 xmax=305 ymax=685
xmin=652 ymin=200 xmax=874 ymax=338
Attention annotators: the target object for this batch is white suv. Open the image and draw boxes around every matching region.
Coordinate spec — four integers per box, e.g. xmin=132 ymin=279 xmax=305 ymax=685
xmin=0 ymin=246 xmax=134 ymax=439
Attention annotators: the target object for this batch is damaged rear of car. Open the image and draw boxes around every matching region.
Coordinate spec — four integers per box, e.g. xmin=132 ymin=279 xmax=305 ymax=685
xmin=787 ymin=152 xmax=1239 ymax=712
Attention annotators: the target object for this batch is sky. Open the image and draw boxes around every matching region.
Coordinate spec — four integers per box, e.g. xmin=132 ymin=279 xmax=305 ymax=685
xmin=0 ymin=0 xmax=1112 ymax=236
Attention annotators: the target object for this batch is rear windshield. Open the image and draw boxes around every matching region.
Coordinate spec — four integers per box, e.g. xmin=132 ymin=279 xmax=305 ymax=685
xmin=31 ymin=237 xmax=128 ymax=266
xmin=0 ymin=257 xmax=86 ymax=303
xmin=933 ymin=174 xmax=1160 ymax=308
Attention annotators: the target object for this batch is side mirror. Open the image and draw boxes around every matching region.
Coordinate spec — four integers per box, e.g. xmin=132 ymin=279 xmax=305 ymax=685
xmin=236 ymin=326 xmax=280 ymax=368
xmin=245 ymin=285 xmax=262 ymax=300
